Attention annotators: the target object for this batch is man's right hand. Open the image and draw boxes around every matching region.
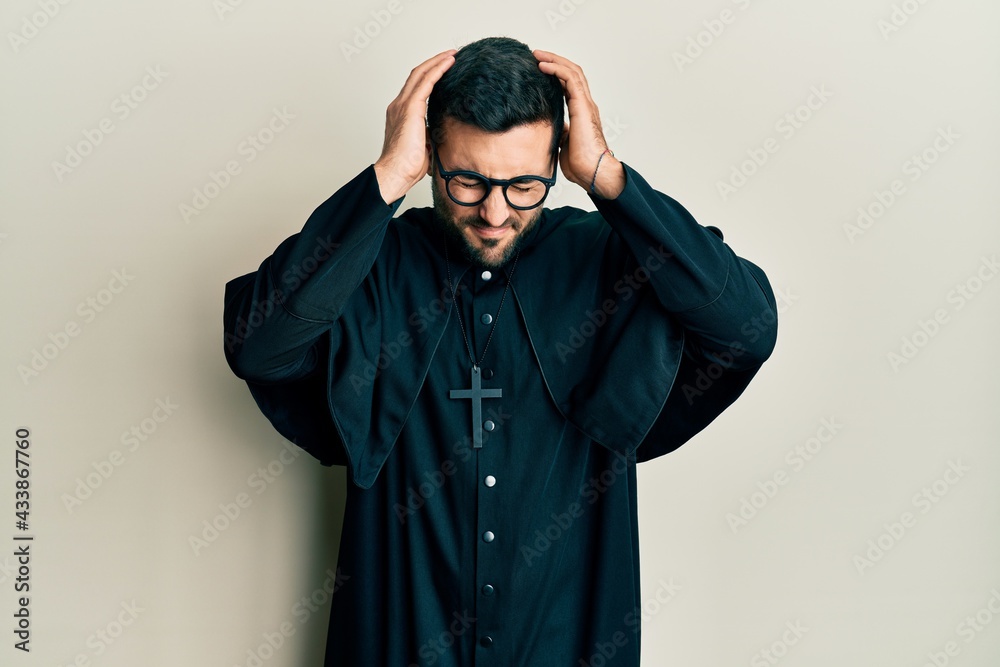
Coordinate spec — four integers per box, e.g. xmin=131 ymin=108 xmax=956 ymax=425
xmin=373 ymin=49 xmax=457 ymax=204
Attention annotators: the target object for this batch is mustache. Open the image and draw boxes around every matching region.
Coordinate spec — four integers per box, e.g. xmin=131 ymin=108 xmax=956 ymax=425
xmin=462 ymin=217 xmax=517 ymax=229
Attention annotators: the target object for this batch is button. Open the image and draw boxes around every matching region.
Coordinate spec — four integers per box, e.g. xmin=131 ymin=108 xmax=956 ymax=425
xmin=483 ymin=420 xmax=495 ymax=432
xmin=482 ymin=368 xmax=494 ymax=379
xmin=481 ymin=270 xmax=493 ymax=281
xmin=482 ymin=584 xmax=494 ymax=596
xmin=481 ymin=313 xmax=493 ymax=325
xmin=484 ymin=475 xmax=496 ymax=487
xmin=483 ymin=531 xmax=495 ymax=543
xmin=480 ymin=636 xmax=493 ymax=648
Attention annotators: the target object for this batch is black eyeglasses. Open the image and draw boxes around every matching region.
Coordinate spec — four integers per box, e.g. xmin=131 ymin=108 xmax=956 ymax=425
xmin=433 ymin=145 xmax=558 ymax=210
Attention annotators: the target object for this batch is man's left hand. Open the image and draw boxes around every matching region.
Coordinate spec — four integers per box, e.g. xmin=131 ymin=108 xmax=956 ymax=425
xmin=533 ymin=49 xmax=625 ymax=199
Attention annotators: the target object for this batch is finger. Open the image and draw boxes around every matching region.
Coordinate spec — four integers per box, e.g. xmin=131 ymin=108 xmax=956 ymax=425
xmin=398 ymin=50 xmax=457 ymax=103
xmin=398 ymin=50 xmax=457 ymax=102
xmin=533 ymin=50 xmax=587 ymax=83
xmin=531 ymin=49 xmax=578 ymax=69
xmin=536 ymin=60 xmax=592 ymax=103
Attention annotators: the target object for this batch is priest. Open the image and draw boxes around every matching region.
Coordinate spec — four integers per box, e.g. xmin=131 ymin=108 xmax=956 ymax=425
xmin=223 ymin=37 xmax=778 ymax=667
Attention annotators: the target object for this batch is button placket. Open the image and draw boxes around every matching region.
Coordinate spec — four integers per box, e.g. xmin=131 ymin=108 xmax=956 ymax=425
xmin=469 ymin=266 xmax=507 ymax=656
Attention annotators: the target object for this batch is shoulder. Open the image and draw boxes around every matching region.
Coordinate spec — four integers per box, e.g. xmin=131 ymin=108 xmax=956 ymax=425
xmin=380 ymin=206 xmax=440 ymax=264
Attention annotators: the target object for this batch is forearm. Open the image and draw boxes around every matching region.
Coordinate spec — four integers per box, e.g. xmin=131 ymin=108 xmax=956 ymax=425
xmin=223 ymin=164 xmax=402 ymax=382
xmin=592 ymin=163 xmax=777 ymax=367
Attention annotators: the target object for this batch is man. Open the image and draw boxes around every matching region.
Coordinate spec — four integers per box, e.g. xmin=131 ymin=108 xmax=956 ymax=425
xmin=223 ymin=37 xmax=777 ymax=666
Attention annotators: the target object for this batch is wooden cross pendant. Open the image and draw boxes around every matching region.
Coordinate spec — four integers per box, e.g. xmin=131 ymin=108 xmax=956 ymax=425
xmin=449 ymin=366 xmax=502 ymax=449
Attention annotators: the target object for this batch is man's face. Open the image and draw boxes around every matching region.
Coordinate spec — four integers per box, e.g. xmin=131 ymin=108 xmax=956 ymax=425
xmin=429 ymin=118 xmax=555 ymax=268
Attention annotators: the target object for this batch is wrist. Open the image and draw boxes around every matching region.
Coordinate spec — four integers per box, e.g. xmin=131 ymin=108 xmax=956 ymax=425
xmin=373 ymin=160 xmax=410 ymax=204
xmin=590 ymin=154 xmax=625 ymax=200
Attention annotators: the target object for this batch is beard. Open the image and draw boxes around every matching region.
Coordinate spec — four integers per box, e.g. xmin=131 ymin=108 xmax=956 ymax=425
xmin=430 ymin=178 xmax=542 ymax=268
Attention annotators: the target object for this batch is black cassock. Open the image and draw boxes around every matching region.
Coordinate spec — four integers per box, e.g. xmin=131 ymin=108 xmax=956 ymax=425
xmin=223 ymin=162 xmax=777 ymax=666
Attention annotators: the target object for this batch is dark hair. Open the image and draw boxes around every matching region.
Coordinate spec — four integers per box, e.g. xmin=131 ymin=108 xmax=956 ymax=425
xmin=427 ymin=37 xmax=564 ymax=156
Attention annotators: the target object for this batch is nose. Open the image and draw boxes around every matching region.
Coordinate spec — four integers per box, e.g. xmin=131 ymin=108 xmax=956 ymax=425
xmin=478 ymin=185 xmax=510 ymax=227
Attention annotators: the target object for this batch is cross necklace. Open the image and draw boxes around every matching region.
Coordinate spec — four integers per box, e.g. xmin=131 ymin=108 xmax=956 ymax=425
xmin=444 ymin=235 xmax=520 ymax=449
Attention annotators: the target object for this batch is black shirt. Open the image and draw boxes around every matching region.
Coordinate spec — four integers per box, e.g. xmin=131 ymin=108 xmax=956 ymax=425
xmin=223 ymin=162 xmax=778 ymax=666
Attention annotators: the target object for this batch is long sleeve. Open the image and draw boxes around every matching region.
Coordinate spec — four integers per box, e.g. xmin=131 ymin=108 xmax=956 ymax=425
xmin=223 ymin=165 xmax=403 ymax=384
xmin=591 ymin=162 xmax=777 ymax=370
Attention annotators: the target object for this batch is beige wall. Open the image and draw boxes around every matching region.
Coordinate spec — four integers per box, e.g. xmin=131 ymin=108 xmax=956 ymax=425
xmin=3 ymin=0 xmax=999 ymax=665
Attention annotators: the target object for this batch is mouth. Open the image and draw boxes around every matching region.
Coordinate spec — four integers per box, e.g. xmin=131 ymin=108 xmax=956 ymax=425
xmin=470 ymin=224 xmax=511 ymax=239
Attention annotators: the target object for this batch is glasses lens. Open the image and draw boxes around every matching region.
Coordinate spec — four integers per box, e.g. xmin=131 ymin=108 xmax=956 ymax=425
xmin=506 ymin=179 xmax=547 ymax=208
xmin=447 ymin=176 xmax=489 ymax=205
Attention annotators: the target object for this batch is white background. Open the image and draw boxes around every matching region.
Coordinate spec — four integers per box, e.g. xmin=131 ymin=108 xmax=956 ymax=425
xmin=2 ymin=0 xmax=999 ymax=665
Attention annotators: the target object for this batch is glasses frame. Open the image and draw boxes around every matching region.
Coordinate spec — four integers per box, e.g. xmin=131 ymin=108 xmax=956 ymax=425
xmin=432 ymin=144 xmax=558 ymax=211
